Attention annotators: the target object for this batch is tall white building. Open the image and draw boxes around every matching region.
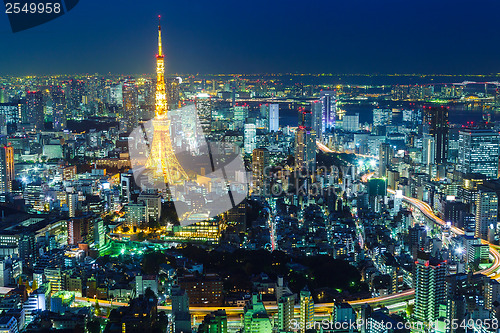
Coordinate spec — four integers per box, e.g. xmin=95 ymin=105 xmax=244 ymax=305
xmin=320 ymin=91 xmax=336 ymax=131
xmin=422 ymin=134 xmax=435 ymax=167
xmin=277 ymin=294 xmax=294 ymax=332
xmin=269 ymin=104 xmax=279 ymax=132
xmin=244 ymin=123 xmax=257 ymax=154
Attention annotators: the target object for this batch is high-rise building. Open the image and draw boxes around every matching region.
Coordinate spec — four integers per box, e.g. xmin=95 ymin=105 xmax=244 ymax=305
xmin=67 ymin=215 xmax=94 ymax=245
xmin=277 ymin=294 xmax=294 ymax=332
xmin=138 ymin=191 xmax=162 ymax=225
xmin=252 ymin=148 xmax=269 ymax=195
xmin=458 ymin=129 xmax=500 ymax=178
xmin=320 ymin=91 xmax=336 ymax=131
xmin=299 ymin=287 xmax=313 ymax=333
xmin=25 ymin=90 xmax=44 ymax=131
xmin=485 ymin=279 xmax=500 ymax=311
xmin=234 ymin=105 xmax=249 ymax=125
xmin=414 ymin=252 xmax=447 ymax=323
xmin=109 ymin=83 xmax=123 ymax=107
xmin=44 ymin=267 xmax=63 ymax=294
xmin=0 ymin=102 xmax=21 ymax=133
xmin=166 ymin=77 xmax=181 ymax=108
xmin=50 ymin=88 xmax=66 ymax=130
xmin=195 ymin=93 xmax=212 ymax=135
xmin=0 ymin=145 xmax=14 ymax=195
xmin=243 ymin=294 xmax=272 ymax=333
xmin=67 ymin=192 xmax=78 ymax=218
xmin=311 ymin=100 xmax=323 ymax=141
xmin=244 ymin=123 xmax=257 ymax=154
xmin=269 ymin=103 xmax=279 ymax=132
xmin=127 ymin=203 xmax=147 ymax=226
xmin=171 ymin=285 xmax=191 ymax=333
xmin=422 ymin=134 xmax=435 ymax=167
xmin=475 ymin=185 xmax=498 ymax=241
xmin=372 ymin=108 xmax=392 ymax=127
xmin=343 ymin=113 xmax=359 ymax=132
xmin=122 ymin=79 xmax=139 ymax=130
xmin=299 ymin=108 xmax=312 ymax=128
xmin=295 ymin=127 xmax=316 ymax=171
xmin=260 ymin=103 xmax=269 ymax=119
xmin=423 ymin=106 xmax=449 ymax=165
xmin=378 ymin=143 xmax=392 ymax=178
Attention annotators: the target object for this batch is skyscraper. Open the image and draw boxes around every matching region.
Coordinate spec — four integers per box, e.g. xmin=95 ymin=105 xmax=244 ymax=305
xmin=311 ymin=100 xmax=323 ymax=141
xmin=458 ymin=128 xmax=500 ymax=178
xmin=25 ymin=90 xmax=44 ymax=131
xmin=0 ymin=145 xmax=14 ymax=196
xmin=277 ymin=294 xmax=294 ymax=332
xmin=475 ymin=185 xmax=498 ymax=241
xmin=414 ymin=252 xmax=447 ymax=323
xmin=342 ymin=113 xmax=359 ymax=132
xmin=252 ymin=148 xmax=269 ymax=195
xmin=195 ymin=93 xmax=212 ymax=135
xmin=320 ymin=91 xmax=336 ymax=132
xmin=109 ymin=83 xmax=123 ymax=107
xmin=299 ymin=287 xmax=314 ymax=333
xmin=234 ymin=105 xmax=249 ymax=123
xmin=422 ymin=134 xmax=435 ymax=167
xmin=378 ymin=143 xmax=392 ymax=178
xmin=50 ymin=88 xmax=66 ymax=130
xmin=269 ymin=103 xmax=279 ymax=132
xmin=295 ymin=127 xmax=316 ymax=171
xmin=244 ymin=123 xmax=257 ymax=154
xmin=423 ymin=106 xmax=449 ymax=165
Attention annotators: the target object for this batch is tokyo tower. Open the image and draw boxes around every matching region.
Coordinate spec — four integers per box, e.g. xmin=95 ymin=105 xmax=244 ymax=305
xmin=144 ymin=16 xmax=188 ymax=184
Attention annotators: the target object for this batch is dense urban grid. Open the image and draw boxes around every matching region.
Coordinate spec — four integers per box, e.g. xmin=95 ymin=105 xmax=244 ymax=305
xmin=3 ymin=20 xmax=500 ymax=333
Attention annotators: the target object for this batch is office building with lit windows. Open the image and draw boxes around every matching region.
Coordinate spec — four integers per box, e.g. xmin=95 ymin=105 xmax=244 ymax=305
xmin=458 ymin=128 xmax=500 ymax=178
xmin=414 ymin=252 xmax=447 ymax=323
xmin=0 ymin=145 xmax=14 ymax=196
xmin=475 ymin=185 xmax=498 ymax=241
xmin=269 ymin=103 xmax=279 ymax=132
xmin=299 ymin=287 xmax=314 ymax=333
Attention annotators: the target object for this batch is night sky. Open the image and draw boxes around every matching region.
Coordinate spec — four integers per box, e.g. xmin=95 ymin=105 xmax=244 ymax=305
xmin=1 ymin=0 xmax=500 ymax=75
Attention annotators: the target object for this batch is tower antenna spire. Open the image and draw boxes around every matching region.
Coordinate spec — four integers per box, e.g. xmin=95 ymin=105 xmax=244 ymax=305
xmin=158 ymin=15 xmax=162 ymax=57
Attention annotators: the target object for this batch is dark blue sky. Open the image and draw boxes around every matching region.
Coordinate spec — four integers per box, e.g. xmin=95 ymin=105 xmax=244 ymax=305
xmin=1 ymin=0 xmax=500 ymax=75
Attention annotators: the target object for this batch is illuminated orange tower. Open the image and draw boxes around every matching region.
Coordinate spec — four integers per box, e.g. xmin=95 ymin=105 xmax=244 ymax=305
xmin=145 ymin=16 xmax=188 ymax=184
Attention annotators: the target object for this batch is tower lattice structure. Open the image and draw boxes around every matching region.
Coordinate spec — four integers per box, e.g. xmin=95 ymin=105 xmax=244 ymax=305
xmin=145 ymin=17 xmax=188 ymax=184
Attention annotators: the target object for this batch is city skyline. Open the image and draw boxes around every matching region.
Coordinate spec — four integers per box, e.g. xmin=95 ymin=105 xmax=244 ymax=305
xmin=3 ymin=3 xmax=500 ymax=333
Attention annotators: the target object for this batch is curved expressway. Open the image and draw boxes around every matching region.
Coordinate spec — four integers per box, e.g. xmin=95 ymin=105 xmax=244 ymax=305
xmin=387 ymin=189 xmax=500 ymax=278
